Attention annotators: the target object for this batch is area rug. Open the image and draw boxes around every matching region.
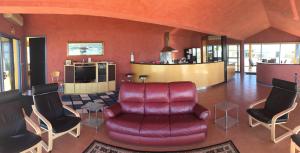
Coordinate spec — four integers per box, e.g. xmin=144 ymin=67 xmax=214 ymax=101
xmin=61 ymin=91 xmax=118 ymax=113
xmin=83 ymin=140 xmax=240 ymax=153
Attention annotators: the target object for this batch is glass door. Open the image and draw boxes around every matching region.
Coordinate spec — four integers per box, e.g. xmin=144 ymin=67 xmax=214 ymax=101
xmin=0 ymin=36 xmax=20 ymax=92
xmin=1 ymin=37 xmax=14 ymax=91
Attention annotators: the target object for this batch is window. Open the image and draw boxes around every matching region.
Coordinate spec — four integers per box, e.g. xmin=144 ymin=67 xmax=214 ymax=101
xmin=227 ymin=44 xmax=240 ymax=71
xmin=244 ymin=42 xmax=300 ymax=73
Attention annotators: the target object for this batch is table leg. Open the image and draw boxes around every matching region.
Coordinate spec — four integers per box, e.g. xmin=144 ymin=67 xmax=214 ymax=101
xmin=96 ymin=110 xmax=98 ymax=131
xmin=225 ymin=110 xmax=228 ymax=131
xmin=237 ymin=107 xmax=239 ymax=123
xmin=214 ymin=105 xmax=216 ymax=124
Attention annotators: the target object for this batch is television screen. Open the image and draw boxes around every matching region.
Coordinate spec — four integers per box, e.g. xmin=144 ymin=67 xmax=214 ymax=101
xmin=75 ymin=66 xmax=96 ymax=83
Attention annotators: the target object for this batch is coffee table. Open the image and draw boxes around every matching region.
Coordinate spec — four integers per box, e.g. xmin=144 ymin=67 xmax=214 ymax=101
xmin=81 ymin=102 xmax=105 ymax=131
xmin=214 ymin=102 xmax=239 ymax=131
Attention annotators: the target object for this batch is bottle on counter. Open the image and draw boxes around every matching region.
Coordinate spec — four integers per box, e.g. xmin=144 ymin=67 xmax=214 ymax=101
xmin=130 ymin=51 xmax=135 ymax=63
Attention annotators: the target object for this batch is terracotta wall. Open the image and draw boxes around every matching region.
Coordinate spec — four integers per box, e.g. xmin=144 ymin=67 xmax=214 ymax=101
xmin=0 ymin=15 xmax=23 ymax=38
xmin=245 ymin=27 xmax=300 ymax=43
xmin=23 ymin=14 xmax=202 ymax=86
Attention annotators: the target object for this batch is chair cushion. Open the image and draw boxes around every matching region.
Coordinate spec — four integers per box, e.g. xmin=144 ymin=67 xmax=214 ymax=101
xmin=34 ymin=92 xmax=64 ymax=121
xmin=106 ymin=113 xmax=143 ymax=136
xmin=170 ymin=114 xmax=207 ymax=136
xmin=140 ymin=115 xmax=170 ymax=137
xmin=0 ymin=131 xmax=41 ymax=153
xmin=41 ymin=116 xmax=81 ymax=133
xmin=0 ymin=99 xmax=27 ymax=139
xmin=291 ymin=134 xmax=300 ymax=146
xmin=264 ymin=87 xmax=296 ymax=116
xmin=247 ymin=108 xmax=288 ymax=124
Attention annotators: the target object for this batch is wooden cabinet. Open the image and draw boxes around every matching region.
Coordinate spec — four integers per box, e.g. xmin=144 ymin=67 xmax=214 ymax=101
xmin=64 ymin=62 xmax=116 ymax=94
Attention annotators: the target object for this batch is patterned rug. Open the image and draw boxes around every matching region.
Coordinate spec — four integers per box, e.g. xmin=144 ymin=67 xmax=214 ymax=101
xmin=83 ymin=140 xmax=240 ymax=153
xmin=61 ymin=91 xmax=119 ymax=113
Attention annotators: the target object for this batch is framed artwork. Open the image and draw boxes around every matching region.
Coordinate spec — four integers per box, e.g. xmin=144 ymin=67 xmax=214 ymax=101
xmin=67 ymin=42 xmax=104 ymax=56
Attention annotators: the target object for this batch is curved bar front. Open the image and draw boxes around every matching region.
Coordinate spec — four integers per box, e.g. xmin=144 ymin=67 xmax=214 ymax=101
xmin=257 ymin=63 xmax=300 ymax=85
xmin=131 ymin=62 xmax=229 ymax=89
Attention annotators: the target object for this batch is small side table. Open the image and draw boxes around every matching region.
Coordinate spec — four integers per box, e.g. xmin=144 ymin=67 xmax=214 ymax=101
xmin=81 ymin=102 xmax=105 ymax=131
xmin=214 ymin=102 xmax=239 ymax=131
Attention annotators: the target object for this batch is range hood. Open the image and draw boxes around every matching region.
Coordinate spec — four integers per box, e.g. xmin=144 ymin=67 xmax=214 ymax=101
xmin=161 ymin=32 xmax=177 ymax=52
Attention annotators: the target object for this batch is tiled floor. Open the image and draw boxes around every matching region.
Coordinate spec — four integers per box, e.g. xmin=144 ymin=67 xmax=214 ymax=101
xmin=32 ymin=74 xmax=299 ymax=153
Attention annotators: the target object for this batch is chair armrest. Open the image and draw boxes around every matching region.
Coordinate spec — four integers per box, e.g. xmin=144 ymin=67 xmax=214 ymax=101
xmin=193 ymin=104 xmax=210 ymax=120
xmin=293 ymin=125 xmax=300 ymax=134
xmin=32 ymin=105 xmax=53 ymax=132
xmin=23 ymin=109 xmax=42 ymax=135
xmin=63 ymin=105 xmax=80 ymax=118
xmin=271 ymin=102 xmax=298 ymax=124
xmin=249 ymin=98 xmax=267 ymax=108
xmin=104 ymin=103 xmax=122 ymax=119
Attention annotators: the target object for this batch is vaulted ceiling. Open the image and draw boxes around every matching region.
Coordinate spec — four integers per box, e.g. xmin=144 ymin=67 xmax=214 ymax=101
xmin=0 ymin=0 xmax=299 ymax=40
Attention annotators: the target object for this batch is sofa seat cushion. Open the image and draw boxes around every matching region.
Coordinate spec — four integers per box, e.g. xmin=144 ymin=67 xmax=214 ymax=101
xmin=0 ymin=131 xmax=41 ymax=153
xmin=41 ymin=116 xmax=81 ymax=133
xmin=140 ymin=115 xmax=170 ymax=137
xmin=170 ymin=114 xmax=207 ymax=136
xmin=106 ymin=113 xmax=143 ymax=136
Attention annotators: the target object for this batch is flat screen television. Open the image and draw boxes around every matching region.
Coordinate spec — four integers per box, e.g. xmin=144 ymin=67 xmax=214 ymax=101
xmin=75 ymin=66 xmax=96 ymax=83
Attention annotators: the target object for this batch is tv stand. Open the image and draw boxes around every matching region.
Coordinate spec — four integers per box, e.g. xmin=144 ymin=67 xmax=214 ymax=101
xmin=64 ymin=62 xmax=116 ymax=94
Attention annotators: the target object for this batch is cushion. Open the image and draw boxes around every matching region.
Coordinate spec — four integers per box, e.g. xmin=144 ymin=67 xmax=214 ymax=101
xmin=144 ymin=83 xmax=170 ymax=115
xmin=169 ymin=82 xmax=196 ymax=103
xmin=170 ymin=101 xmax=195 ymax=114
xmin=247 ymin=108 xmax=288 ymax=124
xmin=291 ymin=134 xmax=300 ymax=146
xmin=0 ymin=131 xmax=41 ymax=153
xmin=106 ymin=113 xmax=143 ymax=136
xmin=34 ymin=92 xmax=64 ymax=121
xmin=41 ymin=116 xmax=81 ymax=133
xmin=119 ymin=83 xmax=145 ymax=114
xmin=0 ymin=100 xmax=26 ymax=138
xmin=264 ymin=87 xmax=296 ymax=116
xmin=140 ymin=115 xmax=170 ymax=137
xmin=170 ymin=114 xmax=207 ymax=136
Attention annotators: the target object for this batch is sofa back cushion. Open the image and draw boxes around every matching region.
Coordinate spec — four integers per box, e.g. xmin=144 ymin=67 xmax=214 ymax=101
xmin=119 ymin=83 xmax=145 ymax=114
xmin=144 ymin=83 xmax=170 ymax=115
xmin=169 ymin=82 xmax=197 ymax=114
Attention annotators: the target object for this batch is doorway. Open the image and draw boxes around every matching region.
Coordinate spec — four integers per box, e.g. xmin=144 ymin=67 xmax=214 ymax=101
xmin=26 ymin=37 xmax=46 ymax=88
xmin=0 ymin=36 xmax=21 ymax=92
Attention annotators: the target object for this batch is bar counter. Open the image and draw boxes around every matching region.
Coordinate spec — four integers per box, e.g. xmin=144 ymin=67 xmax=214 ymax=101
xmin=257 ymin=63 xmax=300 ymax=85
xmin=131 ymin=62 xmax=234 ymax=89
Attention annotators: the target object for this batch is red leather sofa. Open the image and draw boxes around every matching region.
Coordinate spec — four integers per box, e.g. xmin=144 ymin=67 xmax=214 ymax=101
xmin=104 ymin=82 xmax=209 ymax=145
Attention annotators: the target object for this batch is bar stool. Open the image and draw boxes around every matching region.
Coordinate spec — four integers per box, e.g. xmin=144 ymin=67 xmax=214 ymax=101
xmin=125 ymin=73 xmax=134 ymax=82
xmin=139 ymin=75 xmax=148 ymax=83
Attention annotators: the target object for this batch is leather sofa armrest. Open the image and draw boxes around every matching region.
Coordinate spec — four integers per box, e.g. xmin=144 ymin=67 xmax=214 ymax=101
xmin=104 ymin=103 xmax=122 ymax=119
xmin=193 ymin=104 xmax=209 ymax=120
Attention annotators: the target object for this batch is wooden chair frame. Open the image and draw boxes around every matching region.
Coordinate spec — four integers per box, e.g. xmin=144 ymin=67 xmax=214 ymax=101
xmin=290 ymin=126 xmax=300 ymax=153
xmin=248 ymin=98 xmax=298 ymax=143
xmin=32 ymin=104 xmax=81 ymax=152
xmin=21 ymin=109 xmax=43 ymax=153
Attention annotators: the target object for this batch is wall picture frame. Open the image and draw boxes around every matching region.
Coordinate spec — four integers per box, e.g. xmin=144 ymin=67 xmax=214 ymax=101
xmin=67 ymin=42 xmax=104 ymax=56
